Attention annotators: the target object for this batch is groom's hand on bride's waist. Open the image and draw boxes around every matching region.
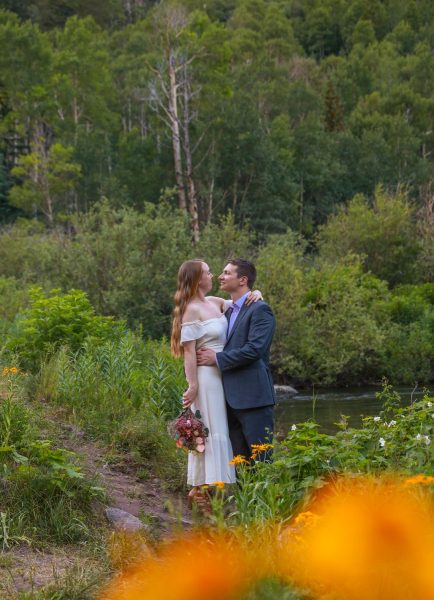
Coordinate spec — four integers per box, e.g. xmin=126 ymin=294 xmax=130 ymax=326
xmin=196 ymin=348 xmax=217 ymax=366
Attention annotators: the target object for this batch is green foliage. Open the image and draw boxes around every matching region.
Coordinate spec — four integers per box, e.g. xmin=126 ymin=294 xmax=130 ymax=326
xmin=0 ymin=194 xmax=430 ymax=385
xmin=242 ymin=579 xmax=305 ymax=600
xmin=317 ymin=187 xmax=421 ymax=285
xmin=258 ymin=240 xmax=388 ymax=384
xmin=9 ymin=143 xmax=81 ymax=225
xmin=196 ymin=212 xmax=257 ymax=291
xmin=0 ymin=219 xmax=61 ymax=284
xmin=114 ymin=411 xmax=187 ymax=490
xmin=37 ymin=338 xmax=146 ymax=432
xmin=302 ymin=259 xmax=387 ymax=383
xmin=7 ymin=287 xmax=124 ymax=371
xmin=57 ymin=202 xmax=191 ymax=335
xmin=0 ymin=369 xmax=101 ymax=546
xmin=1 ymin=0 xmax=124 ymax=29
xmin=38 ymin=336 xmax=184 ymax=427
xmin=377 ymin=285 xmax=434 ymax=383
xmin=141 ymin=339 xmax=186 ymax=421
xmin=0 ymin=204 xmax=191 ymax=337
xmin=383 ymin=285 xmax=432 ymax=325
xmin=0 ymin=395 xmax=33 ymax=450
xmin=228 ymin=384 xmax=434 ymax=525
xmin=256 ymin=231 xmax=308 ymax=377
xmin=33 ymin=335 xmax=187 ymax=488
xmin=1 ymin=0 xmax=433 ymax=234
xmin=0 ymin=276 xmax=29 ymax=337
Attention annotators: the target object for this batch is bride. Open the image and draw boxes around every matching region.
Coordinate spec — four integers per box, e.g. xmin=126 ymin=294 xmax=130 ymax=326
xmin=170 ymin=259 xmax=261 ymax=504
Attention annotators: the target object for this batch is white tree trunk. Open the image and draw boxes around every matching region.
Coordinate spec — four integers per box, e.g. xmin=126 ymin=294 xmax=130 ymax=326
xmin=168 ymin=51 xmax=186 ymax=211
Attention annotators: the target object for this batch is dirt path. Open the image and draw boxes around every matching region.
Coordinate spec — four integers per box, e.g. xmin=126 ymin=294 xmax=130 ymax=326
xmin=59 ymin=424 xmax=192 ymax=535
xmin=0 ymin=423 xmax=192 ymax=597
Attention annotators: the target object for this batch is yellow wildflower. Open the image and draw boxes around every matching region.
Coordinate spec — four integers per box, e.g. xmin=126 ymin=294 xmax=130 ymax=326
xmin=229 ymin=455 xmax=248 ymax=466
xmin=2 ymin=367 xmax=19 ymax=376
xmin=212 ymin=481 xmax=225 ymax=490
xmin=294 ymin=511 xmax=320 ymax=527
xmin=251 ymin=443 xmax=274 ymax=459
xmin=404 ymin=474 xmax=434 ymax=487
xmin=281 ymin=511 xmax=321 ymax=545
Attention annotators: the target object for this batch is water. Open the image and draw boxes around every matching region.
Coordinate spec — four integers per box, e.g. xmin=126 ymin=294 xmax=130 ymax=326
xmin=275 ymin=386 xmax=431 ymax=436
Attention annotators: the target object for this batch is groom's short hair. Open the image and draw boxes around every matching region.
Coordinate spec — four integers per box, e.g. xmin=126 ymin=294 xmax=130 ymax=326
xmin=229 ymin=258 xmax=256 ymax=289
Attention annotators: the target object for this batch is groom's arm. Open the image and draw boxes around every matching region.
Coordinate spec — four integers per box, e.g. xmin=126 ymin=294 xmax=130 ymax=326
xmin=216 ymin=303 xmax=275 ymax=371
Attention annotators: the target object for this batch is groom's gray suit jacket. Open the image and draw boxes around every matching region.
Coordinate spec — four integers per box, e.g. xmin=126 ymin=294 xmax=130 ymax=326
xmin=216 ymin=300 xmax=276 ymax=410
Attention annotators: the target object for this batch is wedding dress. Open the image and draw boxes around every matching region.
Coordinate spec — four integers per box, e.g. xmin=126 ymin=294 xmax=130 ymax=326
xmin=181 ymin=315 xmax=236 ymax=485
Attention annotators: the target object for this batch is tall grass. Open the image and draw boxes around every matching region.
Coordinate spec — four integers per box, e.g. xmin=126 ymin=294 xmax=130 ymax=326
xmin=33 ymin=335 xmax=187 ymax=488
xmin=0 ymin=369 xmax=102 ymax=546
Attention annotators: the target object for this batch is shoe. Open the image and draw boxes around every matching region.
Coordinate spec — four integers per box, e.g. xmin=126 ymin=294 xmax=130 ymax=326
xmin=188 ymin=486 xmax=212 ymax=513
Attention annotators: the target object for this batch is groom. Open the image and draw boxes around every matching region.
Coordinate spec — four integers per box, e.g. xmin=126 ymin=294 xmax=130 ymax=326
xmin=197 ymin=258 xmax=276 ymax=460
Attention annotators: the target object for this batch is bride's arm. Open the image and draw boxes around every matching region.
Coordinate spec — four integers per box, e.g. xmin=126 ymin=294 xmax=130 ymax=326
xmin=182 ymin=340 xmax=198 ymax=408
xmin=245 ymin=290 xmax=264 ymax=304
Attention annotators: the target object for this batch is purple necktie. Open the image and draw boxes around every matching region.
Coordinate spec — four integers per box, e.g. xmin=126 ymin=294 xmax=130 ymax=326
xmin=227 ymin=303 xmax=240 ymax=337
xmin=225 ymin=306 xmax=233 ymax=338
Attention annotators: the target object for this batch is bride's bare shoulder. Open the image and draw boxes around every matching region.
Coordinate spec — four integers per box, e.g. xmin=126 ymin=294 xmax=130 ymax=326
xmin=206 ymin=296 xmax=225 ymax=311
xmin=182 ymin=302 xmax=201 ymax=323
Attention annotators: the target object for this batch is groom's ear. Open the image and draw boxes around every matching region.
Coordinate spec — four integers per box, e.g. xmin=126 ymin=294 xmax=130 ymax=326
xmin=239 ymin=275 xmax=248 ymax=286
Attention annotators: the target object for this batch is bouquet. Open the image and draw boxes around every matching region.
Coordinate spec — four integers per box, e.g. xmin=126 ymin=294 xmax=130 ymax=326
xmin=169 ymin=407 xmax=209 ymax=453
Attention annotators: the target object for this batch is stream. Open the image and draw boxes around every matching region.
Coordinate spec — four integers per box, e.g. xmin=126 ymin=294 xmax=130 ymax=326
xmin=275 ymin=385 xmax=432 ymax=436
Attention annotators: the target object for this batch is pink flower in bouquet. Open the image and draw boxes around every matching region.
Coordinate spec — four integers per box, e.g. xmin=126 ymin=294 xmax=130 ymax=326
xmin=169 ymin=407 xmax=209 ymax=453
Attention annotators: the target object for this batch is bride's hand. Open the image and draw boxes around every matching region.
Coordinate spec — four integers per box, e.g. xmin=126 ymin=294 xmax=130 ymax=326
xmin=245 ymin=289 xmax=263 ymax=305
xmin=182 ymin=385 xmax=198 ymax=408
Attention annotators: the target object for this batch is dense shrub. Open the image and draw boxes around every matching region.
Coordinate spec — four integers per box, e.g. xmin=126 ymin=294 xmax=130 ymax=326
xmin=0 ymin=199 xmax=432 ymax=385
xmin=256 ymin=231 xmax=309 ymax=377
xmin=0 ymin=206 xmax=258 ymax=336
xmin=377 ymin=284 xmax=434 ymax=383
xmin=195 ymin=212 xmax=257 ymax=290
xmin=0 ymin=276 xmax=29 ymax=322
xmin=0 ymin=276 xmax=30 ymax=339
xmin=316 ymin=187 xmax=422 ymax=286
xmin=0 ymin=203 xmax=191 ymax=336
xmin=258 ymin=241 xmax=388 ymax=384
xmin=302 ymin=259 xmax=387 ymax=383
xmin=0 ymin=219 xmax=63 ymax=284
xmin=7 ymin=287 xmax=125 ymax=371
xmin=56 ymin=202 xmax=192 ymax=336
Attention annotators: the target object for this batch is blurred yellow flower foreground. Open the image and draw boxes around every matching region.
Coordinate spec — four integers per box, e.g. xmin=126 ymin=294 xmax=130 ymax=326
xmin=280 ymin=475 xmax=434 ymax=600
xmin=100 ymin=475 xmax=434 ymax=600
xmin=101 ymin=533 xmax=255 ymax=600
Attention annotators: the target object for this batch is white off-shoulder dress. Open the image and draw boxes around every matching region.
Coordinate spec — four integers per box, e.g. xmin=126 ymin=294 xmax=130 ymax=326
xmin=181 ymin=315 xmax=236 ymax=485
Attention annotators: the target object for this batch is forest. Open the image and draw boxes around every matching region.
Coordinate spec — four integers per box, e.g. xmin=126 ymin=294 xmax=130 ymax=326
xmin=0 ymin=2 xmax=433 ymax=598
xmin=0 ymin=0 xmax=433 ymax=385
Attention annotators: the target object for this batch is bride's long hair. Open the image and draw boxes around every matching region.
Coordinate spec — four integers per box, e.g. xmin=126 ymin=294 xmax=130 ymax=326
xmin=171 ymin=259 xmax=204 ymax=358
